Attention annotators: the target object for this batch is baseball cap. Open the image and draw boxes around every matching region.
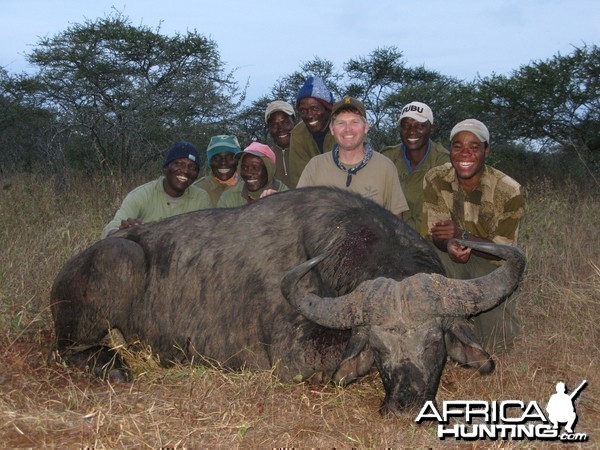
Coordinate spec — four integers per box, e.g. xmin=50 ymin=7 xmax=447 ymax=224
xmin=265 ymin=100 xmax=295 ymax=124
xmin=206 ymin=135 xmax=241 ymax=164
xmin=398 ymin=101 xmax=434 ymax=124
xmin=331 ymin=97 xmax=366 ymax=118
xmin=235 ymin=142 xmax=276 ymax=164
xmin=450 ymin=119 xmax=490 ymax=143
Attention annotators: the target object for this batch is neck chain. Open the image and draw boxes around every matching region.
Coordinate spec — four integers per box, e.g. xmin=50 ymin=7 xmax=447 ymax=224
xmin=332 ymin=143 xmax=373 ymax=187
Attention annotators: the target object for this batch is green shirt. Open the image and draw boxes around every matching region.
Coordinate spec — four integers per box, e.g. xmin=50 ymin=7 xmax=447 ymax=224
xmin=421 ymin=163 xmax=524 ymax=246
xmin=380 ymin=140 xmax=449 ymax=231
xmin=217 ymin=180 xmax=288 ymax=208
xmin=269 ymin=142 xmax=293 ymax=189
xmin=102 ymin=177 xmax=211 ymax=238
xmin=194 ymin=175 xmax=240 ymax=207
xmin=288 ymin=121 xmax=336 ymax=188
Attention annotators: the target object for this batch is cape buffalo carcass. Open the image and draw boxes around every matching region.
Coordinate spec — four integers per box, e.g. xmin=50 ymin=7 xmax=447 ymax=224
xmin=50 ymin=186 xmax=526 ymax=414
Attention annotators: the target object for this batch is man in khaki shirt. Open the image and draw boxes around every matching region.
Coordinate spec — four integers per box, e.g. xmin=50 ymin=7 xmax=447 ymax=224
xmin=422 ymin=119 xmax=525 ymax=352
xmin=297 ymin=97 xmax=408 ymax=219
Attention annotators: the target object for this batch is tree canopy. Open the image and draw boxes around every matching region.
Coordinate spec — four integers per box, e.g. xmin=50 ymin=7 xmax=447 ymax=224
xmin=477 ymin=44 xmax=600 ymax=153
xmin=0 ymin=13 xmax=597 ymax=182
xmin=16 ymin=12 xmax=242 ymax=174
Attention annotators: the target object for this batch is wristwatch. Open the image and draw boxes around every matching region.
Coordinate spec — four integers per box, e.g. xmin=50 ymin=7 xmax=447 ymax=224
xmin=461 ymin=229 xmax=469 ymax=240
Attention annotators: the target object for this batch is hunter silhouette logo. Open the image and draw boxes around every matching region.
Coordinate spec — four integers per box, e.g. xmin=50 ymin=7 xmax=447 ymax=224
xmin=415 ymin=379 xmax=589 ymax=442
xmin=546 ymin=380 xmax=587 ymax=434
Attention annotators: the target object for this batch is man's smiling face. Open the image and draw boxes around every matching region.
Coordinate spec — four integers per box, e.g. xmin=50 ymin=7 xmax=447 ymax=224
xmin=297 ymin=97 xmax=330 ymax=134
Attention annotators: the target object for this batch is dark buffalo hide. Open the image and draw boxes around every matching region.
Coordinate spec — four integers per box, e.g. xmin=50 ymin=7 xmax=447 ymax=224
xmin=51 ymin=186 xmax=522 ymax=413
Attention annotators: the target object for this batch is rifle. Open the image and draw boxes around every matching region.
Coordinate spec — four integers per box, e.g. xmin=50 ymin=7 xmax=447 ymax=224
xmin=569 ymin=379 xmax=587 ymax=400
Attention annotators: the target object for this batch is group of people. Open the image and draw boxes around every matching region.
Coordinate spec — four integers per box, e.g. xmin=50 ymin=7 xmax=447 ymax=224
xmin=102 ymin=75 xmax=525 ymax=354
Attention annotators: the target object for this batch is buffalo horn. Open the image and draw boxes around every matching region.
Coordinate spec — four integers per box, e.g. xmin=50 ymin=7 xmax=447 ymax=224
xmin=282 ymin=241 xmax=526 ymax=327
xmin=280 ymin=252 xmax=369 ymax=329
xmin=415 ymin=240 xmax=527 ymax=317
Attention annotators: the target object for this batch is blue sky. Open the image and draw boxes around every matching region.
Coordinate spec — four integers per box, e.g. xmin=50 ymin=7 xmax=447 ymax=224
xmin=1 ymin=0 xmax=598 ymax=101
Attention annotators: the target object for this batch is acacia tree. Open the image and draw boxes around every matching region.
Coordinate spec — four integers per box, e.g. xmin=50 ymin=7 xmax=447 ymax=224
xmin=28 ymin=12 xmax=242 ymax=174
xmin=0 ymin=69 xmax=59 ymax=173
xmin=236 ymin=48 xmax=472 ymax=150
xmin=233 ymin=95 xmax=273 ymax=146
xmin=270 ymin=57 xmax=345 ymax=103
xmin=343 ymin=47 xmax=410 ymax=130
xmin=476 ymin=45 xmax=600 ymax=155
xmin=349 ymin=52 xmax=471 ymax=147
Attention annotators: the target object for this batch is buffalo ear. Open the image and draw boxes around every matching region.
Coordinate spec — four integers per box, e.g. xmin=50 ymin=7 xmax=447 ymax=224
xmin=333 ymin=327 xmax=374 ymax=385
xmin=444 ymin=318 xmax=495 ymax=375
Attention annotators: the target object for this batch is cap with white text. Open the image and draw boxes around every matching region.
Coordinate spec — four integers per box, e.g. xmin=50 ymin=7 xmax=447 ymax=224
xmin=398 ymin=101 xmax=434 ymax=124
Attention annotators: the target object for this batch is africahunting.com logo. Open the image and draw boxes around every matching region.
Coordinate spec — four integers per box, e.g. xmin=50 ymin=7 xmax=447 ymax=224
xmin=415 ymin=380 xmax=588 ymax=442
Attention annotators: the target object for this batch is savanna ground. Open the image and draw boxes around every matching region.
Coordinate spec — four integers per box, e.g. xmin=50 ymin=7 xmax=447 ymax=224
xmin=0 ymin=172 xmax=598 ymax=448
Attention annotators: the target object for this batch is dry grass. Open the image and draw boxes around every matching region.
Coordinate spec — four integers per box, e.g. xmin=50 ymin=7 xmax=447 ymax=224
xmin=0 ymin=173 xmax=598 ymax=448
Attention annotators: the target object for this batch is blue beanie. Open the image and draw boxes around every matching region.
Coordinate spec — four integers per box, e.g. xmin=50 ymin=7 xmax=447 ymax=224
xmin=163 ymin=141 xmax=200 ymax=168
xmin=206 ymin=135 xmax=241 ymax=166
xmin=296 ymin=75 xmax=334 ymax=108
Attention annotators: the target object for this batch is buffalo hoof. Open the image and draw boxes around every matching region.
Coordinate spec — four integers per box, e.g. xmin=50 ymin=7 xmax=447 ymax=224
xmin=85 ymin=346 xmax=129 ymax=382
xmin=106 ymin=367 xmax=130 ymax=383
xmin=56 ymin=344 xmax=132 ymax=382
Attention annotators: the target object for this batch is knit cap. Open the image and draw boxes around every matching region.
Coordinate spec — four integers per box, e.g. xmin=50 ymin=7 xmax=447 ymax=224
xmin=163 ymin=141 xmax=200 ymax=168
xmin=296 ymin=75 xmax=334 ymax=109
xmin=206 ymin=135 xmax=241 ymax=165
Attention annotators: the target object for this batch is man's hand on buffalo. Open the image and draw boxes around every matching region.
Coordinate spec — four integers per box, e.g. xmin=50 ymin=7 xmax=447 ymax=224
xmin=447 ymin=239 xmax=472 ymax=263
xmin=430 ymin=219 xmax=470 ymax=261
xmin=120 ymin=217 xmax=145 ymax=229
xmin=259 ymin=188 xmax=279 ymax=198
xmin=106 ymin=217 xmax=145 ymax=236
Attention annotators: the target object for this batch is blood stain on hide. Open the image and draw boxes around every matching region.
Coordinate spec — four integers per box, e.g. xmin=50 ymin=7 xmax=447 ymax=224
xmin=306 ymin=326 xmax=351 ymax=367
xmin=332 ymin=225 xmax=380 ymax=293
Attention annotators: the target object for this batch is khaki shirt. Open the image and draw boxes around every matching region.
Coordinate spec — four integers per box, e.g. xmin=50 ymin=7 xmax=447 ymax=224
xmin=421 ymin=163 xmax=524 ymax=246
xmin=194 ymin=175 xmax=240 ymax=208
xmin=269 ymin=142 xmax=293 ymax=189
xmin=297 ymin=149 xmax=408 ymax=216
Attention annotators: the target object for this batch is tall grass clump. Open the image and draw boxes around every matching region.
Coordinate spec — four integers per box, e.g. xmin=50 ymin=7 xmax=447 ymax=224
xmin=0 ymin=172 xmax=143 ymax=335
xmin=0 ymin=172 xmax=598 ymax=447
xmin=515 ymin=180 xmax=600 ymax=402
